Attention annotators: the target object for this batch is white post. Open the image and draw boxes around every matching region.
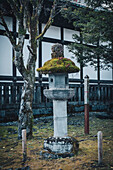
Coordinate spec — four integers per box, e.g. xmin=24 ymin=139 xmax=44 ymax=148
xmin=22 ymin=129 xmax=27 ymax=162
xmin=98 ymin=131 xmax=103 ymax=165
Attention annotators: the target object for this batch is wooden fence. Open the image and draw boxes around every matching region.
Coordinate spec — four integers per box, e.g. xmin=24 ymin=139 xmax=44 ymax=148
xmin=0 ymin=77 xmax=113 ymax=110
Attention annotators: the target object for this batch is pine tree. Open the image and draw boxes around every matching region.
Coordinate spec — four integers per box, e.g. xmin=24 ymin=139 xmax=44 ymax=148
xmin=61 ymin=2 xmax=113 ymax=70
xmin=85 ymin=0 xmax=113 ymax=11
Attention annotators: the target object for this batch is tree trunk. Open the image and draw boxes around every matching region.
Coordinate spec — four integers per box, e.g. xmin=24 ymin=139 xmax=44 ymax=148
xmin=18 ymin=80 xmax=34 ymax=139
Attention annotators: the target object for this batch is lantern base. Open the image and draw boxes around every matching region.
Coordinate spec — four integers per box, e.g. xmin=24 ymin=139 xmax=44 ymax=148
xmin=43 ymin=136 xmax=79 ymax=154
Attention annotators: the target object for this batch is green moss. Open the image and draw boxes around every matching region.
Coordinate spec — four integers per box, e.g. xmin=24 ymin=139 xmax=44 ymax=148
xmin=37 ymin=57 xmax=80 ymax=74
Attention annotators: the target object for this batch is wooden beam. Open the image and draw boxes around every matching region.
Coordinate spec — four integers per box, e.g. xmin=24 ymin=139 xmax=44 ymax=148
xmin=12 ymin=16 xmax=16 ymax=79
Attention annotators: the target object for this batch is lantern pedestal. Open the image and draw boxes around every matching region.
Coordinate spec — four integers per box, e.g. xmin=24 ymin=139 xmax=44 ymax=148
xmin=43 ymin=73 xmax=79 ymax=155
xmin=44 ymin=136 xmax=78 ymax=154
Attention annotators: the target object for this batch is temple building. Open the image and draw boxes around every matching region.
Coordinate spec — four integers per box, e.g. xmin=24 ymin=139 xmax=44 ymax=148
xmin=0 ymin=0 xmax=113 ymax=122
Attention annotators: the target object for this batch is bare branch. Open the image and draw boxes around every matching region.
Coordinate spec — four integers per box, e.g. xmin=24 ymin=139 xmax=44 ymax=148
xmin=0 ymin=11 xmax=16 ymax=47
xmin=36 ymin=0 xmax=57 ymax=40
xmin=0 ymin=22 xmax=4 ymax=27
xmin=36 ymin=18 xmax=52 ymax=40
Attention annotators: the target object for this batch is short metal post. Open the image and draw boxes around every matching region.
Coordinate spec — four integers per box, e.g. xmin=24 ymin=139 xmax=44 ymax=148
xmin=98 ymin=131 xmax=103 ymax=165
xmin=84 ymin=75 xmax=89 ymax=134
xmin=22 ymin=129 xmax=27 ymax=162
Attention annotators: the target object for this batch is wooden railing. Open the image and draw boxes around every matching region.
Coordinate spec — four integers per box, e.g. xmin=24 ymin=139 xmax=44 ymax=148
xmin=0 ymin=76 xmax=113 ymax=109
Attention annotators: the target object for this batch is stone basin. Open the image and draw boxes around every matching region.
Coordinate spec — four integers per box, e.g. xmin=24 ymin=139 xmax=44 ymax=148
xmin=44 ymin=88 xmax=75 ymax=100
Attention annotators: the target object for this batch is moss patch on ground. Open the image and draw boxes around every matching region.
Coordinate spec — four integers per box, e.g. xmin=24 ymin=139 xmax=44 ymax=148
xmin=37 ymin=57 xmax=80 ymax=74
xmin=0 ymin=114 xmax=113 ymax=170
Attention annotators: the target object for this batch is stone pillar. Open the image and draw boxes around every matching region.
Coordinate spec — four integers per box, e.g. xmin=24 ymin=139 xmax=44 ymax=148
xmin=53 ymin=100 xmax=67 ymax=137
xmin=98 ymin=131 xmax=103 ymax=165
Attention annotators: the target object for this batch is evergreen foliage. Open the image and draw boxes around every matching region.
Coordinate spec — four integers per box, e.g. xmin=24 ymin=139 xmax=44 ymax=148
xmin=61 ymin=1 xmax=113 ymax=70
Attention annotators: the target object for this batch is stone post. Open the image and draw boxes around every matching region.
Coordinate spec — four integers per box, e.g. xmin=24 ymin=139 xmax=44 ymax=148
xmin=22 ymin=129 xmax=27 ymax=162
xmin=98 ymin=131 xmax=103 ymax=165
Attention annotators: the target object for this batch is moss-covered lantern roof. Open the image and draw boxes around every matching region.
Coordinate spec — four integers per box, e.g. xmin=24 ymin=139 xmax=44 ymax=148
xmin=37 ymin=57 xmax=79 ymax=74
xmin=37 ymin=43 xmax=80 ymax=74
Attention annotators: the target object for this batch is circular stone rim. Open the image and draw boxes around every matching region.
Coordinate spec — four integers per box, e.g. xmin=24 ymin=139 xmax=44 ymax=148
xmin=43 ymin=89 xmax=75 ymax=100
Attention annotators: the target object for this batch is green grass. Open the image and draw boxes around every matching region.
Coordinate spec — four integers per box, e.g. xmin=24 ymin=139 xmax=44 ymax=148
xmin=0 ymin=114 xmax=113 ymax=170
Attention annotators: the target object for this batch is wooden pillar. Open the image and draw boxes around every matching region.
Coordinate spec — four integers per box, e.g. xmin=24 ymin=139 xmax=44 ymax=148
xmin=80 ymin=63 xmax=83 ymax=81
xmin=84 ymin=75 xmax=89 ymax=134
xmin=61 ymin=27 xmax=64 ymax=43
xmin=97 ymin=55 xmax=100 ymax=84
xmin=61 ymin=27 xmax=64 ymax=55
xmin=38 ymin=22 xmax=42 ymax=92
xmin=12 ymin=16 xmax=16 ymax=79
xmin=112 ymin=61 xmax=113 ymax=80
xmin=112 ymin=41 xmax=113 ymax=80
xmin=80 ymin=32 xmax=83 ymax=82
xmin=38 ymin=22 xmax=42 ymax=68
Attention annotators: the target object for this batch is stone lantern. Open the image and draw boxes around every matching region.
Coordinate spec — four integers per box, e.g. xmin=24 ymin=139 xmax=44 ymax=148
xmin=37 ymin=44 xmax=79 ymax=155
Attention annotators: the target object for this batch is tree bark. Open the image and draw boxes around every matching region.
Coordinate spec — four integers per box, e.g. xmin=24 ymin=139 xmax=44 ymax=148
xmin=18 ymin=79 xmax=34 ymax=139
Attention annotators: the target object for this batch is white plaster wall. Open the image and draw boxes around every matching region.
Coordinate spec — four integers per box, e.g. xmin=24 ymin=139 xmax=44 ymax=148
xmin=36 ymin=46 xmax=39 ymax=77
xmin=100 ymin=67 xmax=112 ymax=80
xmin=83 ymin=64 xmax=97 ymax=80
xmin=64 ymin=45 xmax=80 ymax=79
xmin=42 ymin=42 xmax=54 ymax=64
xmin=42 ymin=24 xmax=60 ymax=39
xmin=0 ymin=17 xmax=112 ymax=81
xmin=64 ymin=28 xmax=79 ymax=42
xmin=71 ymin=0 xmax=86 ymax=5
xmin=42 ymin=42 xmax=54 ymax=77
xmin=17 ymin=39 xmax=39 ymax=77
xmin=0 ymin=16 xmax=12 ymax=31
xmin=0 ymin=36 xmax=12 ymax=76
xmin=17 ymin=39 xmax=29 ymax=76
